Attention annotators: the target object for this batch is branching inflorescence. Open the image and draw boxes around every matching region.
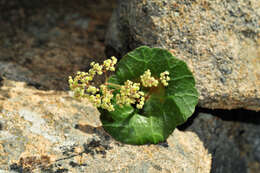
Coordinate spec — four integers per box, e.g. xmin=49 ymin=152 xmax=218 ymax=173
xmin=69 ymin=56 xmax=170 ymax=112
xmin=68 ymin=46 xmax=198 ymax=145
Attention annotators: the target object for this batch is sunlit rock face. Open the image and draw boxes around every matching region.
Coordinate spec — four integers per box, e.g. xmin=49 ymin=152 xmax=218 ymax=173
xmin=106 ymin=0 xmax=260 ymax=111
xmin=0 ymin=79 xmax=211 ymax=173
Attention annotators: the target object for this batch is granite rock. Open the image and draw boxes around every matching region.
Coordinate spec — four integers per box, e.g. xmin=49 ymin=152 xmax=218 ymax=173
xmin=105 ymin=0 xmax=260 ymax=111
xmin=0 ymin=79 xmax=211 ymax=173
xmin=187 ymin=113 xmax=260 ymax=173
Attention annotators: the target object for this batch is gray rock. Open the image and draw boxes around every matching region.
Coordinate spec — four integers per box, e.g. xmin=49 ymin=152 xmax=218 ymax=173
xmin=74 ymin=18 xmax=90 ymax=30
xmin=0 ymin=79 xmax=211 ymax=173
xmin=187 ymin=113 xmax=260 ymax=173
xmin=0 ymin=61 xmax=34 ymax=83
xmin=105 ymin=0 xmax=260 ymax=111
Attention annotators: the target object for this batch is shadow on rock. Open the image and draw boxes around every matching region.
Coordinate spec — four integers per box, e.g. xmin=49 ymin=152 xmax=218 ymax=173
xmin=179 ymin=107 xmax=260 ymax=173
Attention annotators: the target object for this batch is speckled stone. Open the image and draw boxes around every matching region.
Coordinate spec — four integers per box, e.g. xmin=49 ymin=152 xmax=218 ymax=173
xmin=0 ymin=79 xmax=211 ymax=173
xmin=105 ymin=0 xmax=260 ymax=111
xmin=187 ymin=113 xmax=260 ymax=173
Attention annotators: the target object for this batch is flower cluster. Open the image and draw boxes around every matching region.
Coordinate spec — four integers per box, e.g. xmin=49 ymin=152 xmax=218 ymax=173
xmin=116 ymin=80 xmax=145 ymax=109
xmin=69 ymin=57 xmax=170 ymax=112
xmin=99 ymin=85 xmax=114 ymax=111
xmin=160 ymin=71 xmax=170 ymax=86
xmin=68 ymin=56 xmax=117 ymax=99
xmin=140 ymin=70 xmax=159 ymax=87
xmin=90 ymin=62 xmax=103 ymax=75
xmin=103 ymin=56 xmax=117 ymax=71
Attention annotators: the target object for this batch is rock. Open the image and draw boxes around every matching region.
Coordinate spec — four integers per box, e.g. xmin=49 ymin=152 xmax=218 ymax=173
xmin=105 ymin=0 xmax=260 ymax=111
xmin=0 ymin=61 xmax=34 ymax=84
xmin=187 ymin=113 xmax=260 ymax=173
xmin=0 ymin=76 xmax=3 ymax=87
xmin=0 ymin=79 xmax=212 ymax=173
xmin=0 ymin=0 xmax=116 ymax=91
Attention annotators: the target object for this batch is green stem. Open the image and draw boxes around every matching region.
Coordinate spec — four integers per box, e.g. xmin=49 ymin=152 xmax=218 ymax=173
xmin=105 ymin=82 xmax=121 ymax=89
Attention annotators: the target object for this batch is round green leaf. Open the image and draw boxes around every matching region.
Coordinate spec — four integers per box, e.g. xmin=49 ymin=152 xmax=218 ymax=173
xmin=100 ymin=46 xmax=198 ymax=145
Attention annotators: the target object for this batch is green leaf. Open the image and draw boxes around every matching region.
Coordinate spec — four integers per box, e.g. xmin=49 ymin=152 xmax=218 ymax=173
xmin=101 ymin=46 xmax=199 ymax=145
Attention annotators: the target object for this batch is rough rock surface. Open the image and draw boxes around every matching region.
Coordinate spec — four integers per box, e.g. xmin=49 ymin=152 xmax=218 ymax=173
xmin=105 ymin=0 xmax=260 ymax=111
xmin=0 ymin=79 xmax=212 ymax=173
xmin=187 ymin=113 xmax=260 ymax=173
xmin=0 ymin=0 xmax=116 ymax=90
